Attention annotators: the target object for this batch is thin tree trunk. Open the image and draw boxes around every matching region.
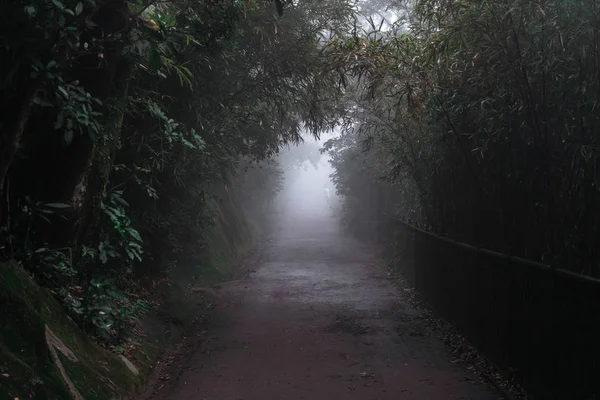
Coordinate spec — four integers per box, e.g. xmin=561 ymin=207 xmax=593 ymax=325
xmin=0 ymin=81 xmax=40 ymax=190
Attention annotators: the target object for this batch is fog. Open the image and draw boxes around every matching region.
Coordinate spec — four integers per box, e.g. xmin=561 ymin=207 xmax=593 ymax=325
xmin=275 ymin=132 xmax=341 ymax=221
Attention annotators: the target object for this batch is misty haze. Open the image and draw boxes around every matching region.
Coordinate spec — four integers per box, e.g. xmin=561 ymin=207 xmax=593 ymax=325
xmin=276 ymin=136 xmax=339 ymax=220
xmin=1 ymin=0 xmax=598 ymax=399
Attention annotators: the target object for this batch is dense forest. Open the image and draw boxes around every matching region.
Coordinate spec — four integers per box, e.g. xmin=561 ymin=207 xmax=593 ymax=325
xmin=2 ymin=0 xmax=600 ymax=398
xmin=324 ymin=0 xmax=600 ymax=278
xmin=1 ymin=0 xmax=352 ymax=345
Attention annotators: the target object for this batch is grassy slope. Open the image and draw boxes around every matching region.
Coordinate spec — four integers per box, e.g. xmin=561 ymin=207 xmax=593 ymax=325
xmin=0 ymin=187 xmax=258 ymax=400
xmin=0 ymin=262 xmax=151 ymax=399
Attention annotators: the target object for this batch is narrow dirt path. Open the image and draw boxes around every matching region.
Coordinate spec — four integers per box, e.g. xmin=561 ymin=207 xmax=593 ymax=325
xmin=153 ymin=213 xmax=500 ymax=400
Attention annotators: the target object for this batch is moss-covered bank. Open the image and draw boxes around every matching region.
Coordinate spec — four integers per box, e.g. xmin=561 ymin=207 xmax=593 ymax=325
xmin=0 ymin=261 xmax=151 ymax=399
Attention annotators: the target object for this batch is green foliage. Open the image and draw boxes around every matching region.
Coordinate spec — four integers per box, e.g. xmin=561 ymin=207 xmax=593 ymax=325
xmin=0 ymin=190 xmax=146 ymax=344
xmin=0 ymin=0 xmax=355 ymax=363
xmin=34 ymin=249 xmax=78 ymax=286
xmin=99 ymin=190 xmax=143 ymax=265
xmin=50 ymin=80 xmax=103 ymax=144
xmin=3 ymin=0 xmax=104 ymax=144
xmin=83 ymin=277 xmax=150 ymax=342
xmin=324 ymin=0 xmax=600 ymax=276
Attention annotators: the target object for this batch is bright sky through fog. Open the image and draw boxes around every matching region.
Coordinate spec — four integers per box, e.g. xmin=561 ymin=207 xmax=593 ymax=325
xmin=275 ymin=130 xmax=340 ymax=218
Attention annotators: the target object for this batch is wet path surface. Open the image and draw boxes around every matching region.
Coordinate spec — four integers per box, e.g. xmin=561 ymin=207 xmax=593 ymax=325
xmin=160 ymin=213 xmax=500 ymax=400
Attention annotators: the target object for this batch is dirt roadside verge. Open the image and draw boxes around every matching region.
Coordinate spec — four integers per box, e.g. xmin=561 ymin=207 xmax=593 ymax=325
xmin=131 ymin=238 xmax=268 ymax=400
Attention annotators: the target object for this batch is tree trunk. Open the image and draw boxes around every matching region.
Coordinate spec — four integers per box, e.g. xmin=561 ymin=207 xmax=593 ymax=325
xmin=0 ymin=81 xmax=40 ymax=190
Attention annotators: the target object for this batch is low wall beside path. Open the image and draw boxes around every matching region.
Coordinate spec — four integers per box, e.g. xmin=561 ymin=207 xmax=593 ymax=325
xmin=387 ymin=218 xmax=600 ymax=400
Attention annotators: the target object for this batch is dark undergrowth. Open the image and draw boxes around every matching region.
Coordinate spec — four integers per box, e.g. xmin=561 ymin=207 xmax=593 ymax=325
xmin=0 ymin=185 xmax=267 ymax=399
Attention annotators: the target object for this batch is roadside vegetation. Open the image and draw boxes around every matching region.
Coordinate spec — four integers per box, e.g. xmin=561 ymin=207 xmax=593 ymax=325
xmin=324 ymin=0 xmax=600 ymax=277
xmin=0 ymin=0 xmax=351 ymax=397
